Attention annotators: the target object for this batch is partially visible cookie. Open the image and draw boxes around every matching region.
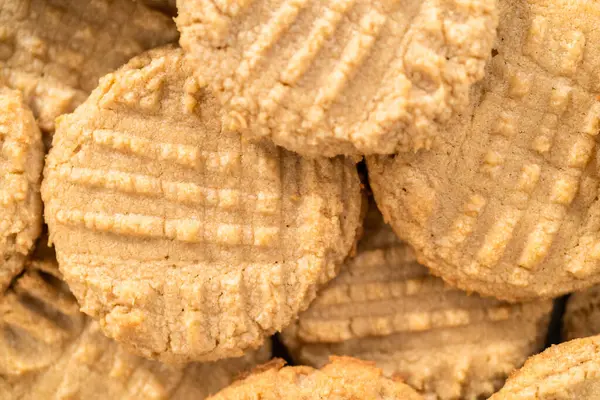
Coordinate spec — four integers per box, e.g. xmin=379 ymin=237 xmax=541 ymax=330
xmin=1 ymin=244 xmax=272 ymax=400
xmin=489 ymin=335 xmax=600 ymax=399
xmin=1 ymin=249 xmax=88 ymax=398
xmin=208 ymin=356 xmax=424 ymax=400
xmin=563 ymin=286 xmax=600 ymax=341
xmin=24 ymin=322 xmax=272 ymax=400
xmin=177 ymin=0 xmax=498 ymax=157
xmin=368 ymin=0 xmax=600 ymax=301
xmin=0 ymin=0 xmax=178 ymax=132
xmin=282 ymin=204 xmax=552 ymax=399
xmin=0 ymin=87 xmax=44 ymax=291
xmin=42 ymin=46 xmax=363 ymax=363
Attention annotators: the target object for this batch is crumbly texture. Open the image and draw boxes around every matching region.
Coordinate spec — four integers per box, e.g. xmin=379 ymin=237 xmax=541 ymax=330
xmin=489 ymin=335 xmax=600 ymax=400
xmin=176 ymin=0 xmax=498 ymax=157
xmin=42 ymin=46 xmax=363 ymax=363
xmin=208 ymin=356 xmax=424 ymax=400
xmin=282 ymin=204 xmax=552 ymax=400
xmin=563 ymin=286 xmax=600 ymax=341
xmin=368 ymin=0 xmax=600 ymax=301
xmin=0 ymin=87 xmax=44 ymax=292
xmin=1 ymin=246 xmax=272 ymax=400
xmin=0 ymin=0 xmax=178 ymax=132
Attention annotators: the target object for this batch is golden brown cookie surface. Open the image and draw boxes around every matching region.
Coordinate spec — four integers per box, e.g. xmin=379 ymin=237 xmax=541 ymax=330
xmin=368 ymin=0 xmax=600 ymax=301
xmin=177 ymin=0 xmax=498 ymax=157
xmin=282 ymin=204 xmax=552 ymax=399
xmin=0 ymin=246 xmax=272 ymax=400
xmin=0 ymin=87 xmax=44 ymax=291
xmin=0 ymin=0 xmax=177 ymax=132
xmin=42 ymin=46 xmax=363 ymax=363
xmin=208 ymin=356 xmax=424 ymax=400
xmin=489 ymin=336 xmax=600 ymax=400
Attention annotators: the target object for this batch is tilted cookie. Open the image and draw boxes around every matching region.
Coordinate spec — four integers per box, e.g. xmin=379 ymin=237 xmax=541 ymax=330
xmin=282 ymin=204 xmax=552 ymax=399
xmin=489 ymin=335 xmax=600 ymax=400
xmin=563 ymin=286 xmax=600 ymax=341
xmin=368 ymin=0 xmax=600 ymax=301
xmin=0 ymin=87 xmax=43 ymax=292
xmin=176 ymin=0 xmax=498 ymax=157
xmin=208 ymin=357 xmax=423 ymax=400
xmin=42 ymin=46 xmax=363 ymax=363
xmin=0 ymin=245 xmax=272 ymax=400
xmin=0 ymin=0 xmax=177 ymax=132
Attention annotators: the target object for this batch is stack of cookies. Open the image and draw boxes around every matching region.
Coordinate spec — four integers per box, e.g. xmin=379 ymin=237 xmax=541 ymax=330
xmin=1 ymin=0 xmax=599 ymax=399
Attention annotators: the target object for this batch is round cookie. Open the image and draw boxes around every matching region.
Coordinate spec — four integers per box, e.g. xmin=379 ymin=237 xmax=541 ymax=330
xmin=0 ymin=246 xmax=272 ymax=400
xmin=208 ymin=357 xmax=424 ymax=400
xmin=282 ymin=204 xmax=552 ymax=400
xmin=176 ymin=0 xmax=498 ymax=157
xmin=0 ymin=0 xmax=178 ymax=132
xmin=0 ymin=87 xmax=44 ymax=292
xmin=563 ymin=286 xmax=600 ymax=341
xmin=42 ymin=46 xmax=363 ymax=363
xmin=368 ymin=0 xmax=600 ymax=301
xmin=489 ymin=335 xmax=600 ymax=399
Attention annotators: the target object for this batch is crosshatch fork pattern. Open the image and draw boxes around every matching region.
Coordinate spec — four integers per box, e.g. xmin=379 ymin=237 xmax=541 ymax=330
xmin=0 ymin=256 xmax=86 ymax=396
xmin=0 ymin=253 xmax=272 ymax=399
xmin=42 ymin=47 xmax=362 ymax=363
xmin=368 ymin=0 xmax=600 ymax=301
xmin=282 ymin=206 xmax=552 ymax=399
xmin=177 ymin=0 xmax=498 ymax=157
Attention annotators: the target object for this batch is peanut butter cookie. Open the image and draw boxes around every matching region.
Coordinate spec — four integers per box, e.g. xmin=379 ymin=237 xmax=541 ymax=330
xmin=489 ymin=335 xmax=600 ymax=399
xmin=1 ymin=245 xmax=271 ymax=400
xmin=368 ymin=0 xmax=600 ymax=301
xmin=1 ymin=248 xmax=87 ymax=398
xmin=177 ymin=0 xmax=498 ymax=157
xmin=0 ymin=0 xmax=177 ymax=132
xmin=0 ymin=87 xmax=43 ymax=292
xmin=208 ymin=357 xmax=423 ymax=400
xmin=282 ymin=204 xmax=552 ymax=399
xmin=42 ymin=46 xmax=362 ymax=363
